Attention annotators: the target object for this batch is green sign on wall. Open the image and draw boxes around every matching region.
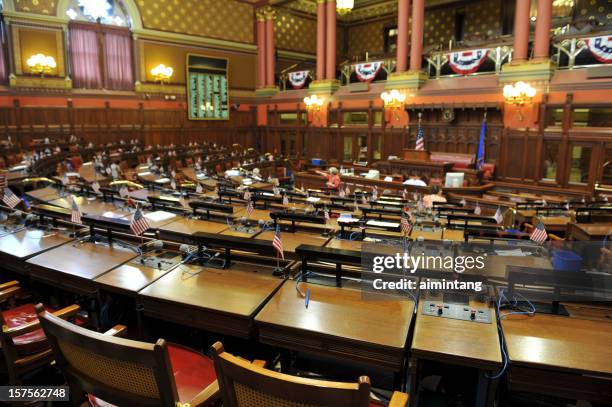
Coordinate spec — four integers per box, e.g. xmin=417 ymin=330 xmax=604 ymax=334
xmin=187 ymin=54 xmax=229 ymax=120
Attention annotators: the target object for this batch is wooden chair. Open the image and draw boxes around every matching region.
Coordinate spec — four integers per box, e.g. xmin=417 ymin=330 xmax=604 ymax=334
xmin=0 ymin=282 xmax=81 ymax=385
xmin=36 ymin=305 xmax=219 ymax=407
xmin=210 ymin=342 xmax=409 ymax=407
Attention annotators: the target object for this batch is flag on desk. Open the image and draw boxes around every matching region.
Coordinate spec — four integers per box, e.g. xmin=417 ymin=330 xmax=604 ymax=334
xmin=170 ymin=179 xmax=177 ymax=190
xmin=494 ymin=207 xmax=504 ymax=224
xmin=130 ymin=207 xmax=150 ymax=236
xmin=196 ymin=183 xmax=203 ymax=194
xmin=530 ymin=221 xmax=548 ymax=244
xmin=474 ymin=202 xmax=482 ymax=215
xmin=71 ymin=197 xmax=82 ymax=225
xmin=345 ymin=185 xmax=351 ymax=196
xmin=91 ymin=181 xmax=101 ymax=194
xmin=243 ymin=189 xmax=251 ymax=201
xmin=402 ymin=189 xmax=408 ymax=200
xmin=361 ymin=194 xmax=368 ymax=205
xmin=2 ymin=188 xmax=20 ymax=209
xmin=119 ymin=186 xmax=129 ymax=198
xmin=564 ymin=202 xmax=570 ymax=212
xmin=272 ymin=224 xmax=284 ymax=259
xmin=61 ymin=173 xmax=69 ymax=186
xmin=371 ymin=186 xmax=378 ymax=201
xmin=324 ymin=208 xmax=330 ymax=224
xmin=476 ymin=116 xmax=487 ymax=169
xmin=339 ymin=188 xmax=346 ymax=198
xmin=460 ymin=198 xmax=467 ymax=207
xmin=415 ymin=122 xmax=425 ymax=151
xmin=282 ymin=194 xmax=289 ymax=206
xmin=354 ymin=199 xmax=359 ymax=212
xmin=246 ymin=200 xmax=254 ymax=218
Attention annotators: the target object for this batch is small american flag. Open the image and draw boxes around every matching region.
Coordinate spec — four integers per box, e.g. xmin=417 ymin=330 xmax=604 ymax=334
xmin=354 ymin=200 xmax=359 ymax=212
xmin=2 ymin=188 xmax=20 ymax=209
xmin=339 ymin=188 xmax=346 ymax=198
xmin=324 ymin=208 xmax=330 ymax=223
xmin=415 ymin=123 xmax=425 ymax=151
xmin=119 ymin=186 xmax=129 ymax=198
xmin=474 ymin=203 xmax=482 ymax=215
xmin=71 ymin=198 xmax=82 ymax=224
xmin=282 ymin=194 xmax=289 ymax=206
xmin=371 ymin=186 xmax=378 ymax=201
xmin=401 ymin=212 xmax=411 ymax=234
xmin=196 ymin=183 xmax=203 ymax=193
xmin=494 ymin=207 xmax=504 ymax=224
xmin=272 ymin=225 xmax=284 ymax=259
xmin=530 ymin=222 xmax=548 ymax=244
xmin=564 ymin=202 xmax=570 ymax=212
xmin=91 ymin=181 xmax=101 ymax=194
xmin=170 ymin=179 xmax=177 ymax=190
xmin=460 ymin=198 xmax=466 ymax=206
xmin=345 ymin=185 xmax=350 ymax=195
xmin=243 ymin=189 xmax=251 ymax=201
xmin=361 ymin=194 xmax=367 ymax=205
xmin=402 ymin=189 xmax=407 ymax=200
xmin=130 ymin=207 xmax=150 ymax=236
xmin=246 ymin=200 xmax=254 ymax=218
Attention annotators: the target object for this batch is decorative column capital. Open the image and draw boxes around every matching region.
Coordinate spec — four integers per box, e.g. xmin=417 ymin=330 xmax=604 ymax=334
xmin=263 ymin=6 xmax=277 ymax=21
xmin=256 ymin=8 xmax=266 ymax=22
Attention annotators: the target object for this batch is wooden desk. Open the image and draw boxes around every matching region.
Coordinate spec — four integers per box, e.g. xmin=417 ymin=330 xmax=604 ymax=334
xmin=568 ymin=223 xmax=612 ymax=241
xmin=442 ymin=229 xmax=465 ymax=241
xmin=157 ymin=218 xmax=228 ymax=243
xmin=95 ymin=253 xmax=180 ymax=296
xmin=26 ymin=187 xmax=62 ymax=203
xmin=410 ymin=299 xmax=501 ymax=407
xmin=25 ymin=242 xmax=137 ymax=295
xmin=234 ymin=207 xmax=272 ymax=222
xmin=255 ymin=231 xmax=331 ymax=257
xmin=255 ymin=282 xmax=415 ymax=384
xmin=0 ymin=228 xmax=74 ymax=274
xmin=48 ymin=197 xmax=129 ymax=218
xmin=502 ymin=314 xmax=612 ymax=403
xmin=325 ymin=238 xmax=363 ymax=251
xmin=410 ymin=227 xmax=443 ymax=241
xmin=219 ymin=226 xmax=260 ymax=238
xmin=138 ymin=261 xmax=285 ymax=339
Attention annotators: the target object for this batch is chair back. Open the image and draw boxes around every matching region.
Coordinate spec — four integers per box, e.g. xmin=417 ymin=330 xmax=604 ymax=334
xmin=211 ymin=342 xmax=371 ymax=407
xmin=36 ymin=306 xmax=180 ymax=407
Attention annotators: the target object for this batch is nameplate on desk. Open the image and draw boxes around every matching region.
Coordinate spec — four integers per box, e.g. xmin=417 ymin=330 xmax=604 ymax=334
xmin=366 ymin=220 xmax=400 ymax=228
xmin=306 ymin=197 xmax=321 ymax=203
xmin=154 ymin=178 xmax=170 ymax=184
xmin=145 ymin=211 xmax=176 ymax=222
xmin=101 ymin=211 xmax=125 ymax=219
xmin=138 ymin=171 xmax=152 ymax=176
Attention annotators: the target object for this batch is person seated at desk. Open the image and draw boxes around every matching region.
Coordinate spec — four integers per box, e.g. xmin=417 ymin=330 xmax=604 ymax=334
xmin=315 ymin=167 xmax=341 ymax=191
xmin=403 ymin=172 xmax=427 ymax=187
xmin=423 ymin=185 xmax=447 ymax=208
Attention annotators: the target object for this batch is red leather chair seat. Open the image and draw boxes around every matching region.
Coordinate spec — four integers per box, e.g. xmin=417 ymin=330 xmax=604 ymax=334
xmin=2 ymin=303 xmax=47 ymax=354
xmin=369 ymin=399 xmax=387 ymax=406
xmin=88 ymin=343 xmax=216 ymax=406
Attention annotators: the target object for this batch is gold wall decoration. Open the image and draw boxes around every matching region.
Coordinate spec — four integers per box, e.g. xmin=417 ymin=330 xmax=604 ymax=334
xmin=14 ymin=0 xmax=57 ymax=15
xmin=136 ymin=0 xmax=254 ymax=44
xmin=275 ymin=9 xmax=317 ymax=54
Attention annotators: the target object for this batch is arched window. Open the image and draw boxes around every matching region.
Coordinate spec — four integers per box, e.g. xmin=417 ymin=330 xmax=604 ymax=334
xmin=65 ymin=0 xmax=133 ymax=90
xmin=66 ymin=0 xmax=130 ymax=27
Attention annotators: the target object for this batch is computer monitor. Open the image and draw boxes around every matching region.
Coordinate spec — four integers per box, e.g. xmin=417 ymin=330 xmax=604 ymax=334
xmin=445 ymin=172 xmax=464 ymax=188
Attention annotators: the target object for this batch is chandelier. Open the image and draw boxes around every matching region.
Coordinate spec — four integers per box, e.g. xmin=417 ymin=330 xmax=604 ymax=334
xmin=151 ymin=64 xmax=174 ymax=84
xmin=552 ymin=0 xmax=573 ymax=17
xmin=336 ymin=0 xmax=354 ymax=15
xmin=27 ymin=54 xmax=57 ymax=77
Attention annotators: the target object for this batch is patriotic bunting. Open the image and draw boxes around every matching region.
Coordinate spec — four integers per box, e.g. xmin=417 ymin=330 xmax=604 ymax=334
xmin=448 ymin=49 xmax=489 ymax=75
xmin=353 ymin=61 xmax=384 ymax=82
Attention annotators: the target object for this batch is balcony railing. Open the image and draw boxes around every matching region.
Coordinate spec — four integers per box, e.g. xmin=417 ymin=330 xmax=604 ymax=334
xmin=426 ymin=44 xmax=513 ymax=79
xmin=340 ymin=58 xmax=396 ymax=85
xmin=553 ymin=31 xmax=612 ymax=69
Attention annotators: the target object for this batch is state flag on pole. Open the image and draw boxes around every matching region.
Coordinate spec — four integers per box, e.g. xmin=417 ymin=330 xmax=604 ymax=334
xmin=273 ymin=225 xmax=284 ymax=259
xmin=130 ymin=207 xmax=150 ymax=236
xmin=530 ymin=222 xmax=548 ymax=244
xmin=2 ymin=188 xmax=20 ymax=209
xmin=71 ymin=197 xmax=82 ymax=225
xmin=494 ymin=207 xmax=504 ymax=224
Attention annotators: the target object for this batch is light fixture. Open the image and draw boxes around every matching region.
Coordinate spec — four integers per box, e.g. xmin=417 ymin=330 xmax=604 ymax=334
xmin=381 ymin=89 xmax=406 ymax=120
xmin=303 ymin=95 xmax=324 ymax=112
xmin=503 ymin=81 xmax=537 ymax=121
xmin=336 ymin=0 xmax=354 ymax=15
xmin=151 ymin=64 xmax=173 ymax=84
xmin=26 ymin=54 xmax=57 ymax=77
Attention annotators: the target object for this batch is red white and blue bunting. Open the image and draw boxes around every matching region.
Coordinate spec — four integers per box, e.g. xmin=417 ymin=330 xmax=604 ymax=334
xmin=353 ymin=61 xmax=384 ymax=82
xmin=288 ymin=70 xmax=310 ymax=89
xmin=447 ymin=49 xmax=489 ymax=75
xmin=585 ymin=35 xmax=612 ymax=63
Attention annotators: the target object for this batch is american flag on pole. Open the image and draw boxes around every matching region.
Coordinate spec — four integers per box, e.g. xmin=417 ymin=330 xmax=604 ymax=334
xmin=130 ymin=207 xmax=150 ymax=236
xmin=530 ymin=221 xmax=548 ymax=244
xmin=196 ymin=183 xmax=203 ymax=193
xmin=324 ymin=208 xmax=330 ymax=224
xmin=415 ymin=122 xmax=425 ymax=151
xmin=282 ymin=194 xmax=289 ymax=206
xmin=401 ymin=211 xmax=411 ymax=234
xmin=494 ymin=207 xmax=504 ymax=224
xmin=345 ymin=185 xmax=351 ymax=195
xmin=71 ymin=198 xmax=82 ymax=224
xmin=371 ymin=186 xmax=378 ymax=201
xmin=170 ymin=179 xmax=177 ymax=190
xmin=246 ymin=200 xmax=254 ymax=218
xmin=272 ymin=224 xmax=284 ymax=259
xmin=91 ymin=181 xmax=101 ymax=194
xmin=474 ymin=203 xmax=482 ymax=215
xmin=402 ymin=189 xmax=408 ymax=200
xmin=2 ymin=188 xmax=20 ymax=209
xmin=243 ymin=189 xmax=251 ymax=201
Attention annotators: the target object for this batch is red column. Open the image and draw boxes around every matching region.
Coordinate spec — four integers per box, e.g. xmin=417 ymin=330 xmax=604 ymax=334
xmin=409 ymin=0 xmax=424 ymax=72
xmin=325 ymin=0 xmax=336 ymax=80
xmin=316 ymin=0 xmax=326 ymax=80
xmin=533 ymin=0 xmax=552 ymax=59
xmin=265 ymin=9 xmax=276 ymax=87
xmin=513 ymin=0 xmax=531 ymax=62
xmin=396 ymin=0 xmax=410 ymax=72
xmin=256 ymin=12 xmax=266 ymax=88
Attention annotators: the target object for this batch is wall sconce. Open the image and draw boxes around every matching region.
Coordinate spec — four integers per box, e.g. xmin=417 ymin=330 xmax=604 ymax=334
xmin=303 ymin=95 xmax=325 ymax=125
xmin=381 ymin=89 xmax=406 ymax=120
xmin=503 ymin=81 xmax=536 ymax=121
xmin=27 ymin=54 xmax=57 ymax=77
xmin=151 ymin=64 xmax=173 ymax=84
